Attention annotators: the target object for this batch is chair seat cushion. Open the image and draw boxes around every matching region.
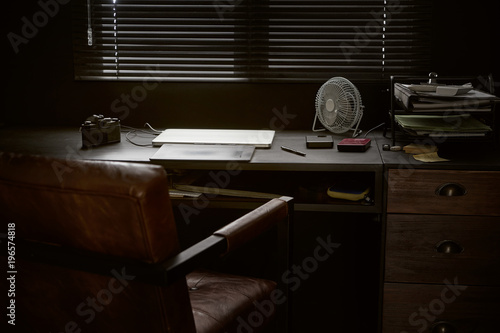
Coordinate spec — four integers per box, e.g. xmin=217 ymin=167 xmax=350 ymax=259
xmin=187 ymin=270 xmax=277 ymax=333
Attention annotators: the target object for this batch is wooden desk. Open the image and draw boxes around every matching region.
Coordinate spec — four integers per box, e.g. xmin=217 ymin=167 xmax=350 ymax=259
xmin=3 ymin=126 xmax=500 ymax=332
xmin=0 ymin=126 xmax=384 ymax=211
xmin=0 ymin=126 xmax=380 ymax=167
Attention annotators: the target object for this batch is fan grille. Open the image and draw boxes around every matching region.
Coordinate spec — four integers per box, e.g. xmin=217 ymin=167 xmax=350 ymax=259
xmin=314 ymin=77 xmax=363 ymax=134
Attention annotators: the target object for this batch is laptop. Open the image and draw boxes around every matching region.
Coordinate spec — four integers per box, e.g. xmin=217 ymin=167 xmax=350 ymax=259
xmin=152 ymin=129 xmax=275 ymax=148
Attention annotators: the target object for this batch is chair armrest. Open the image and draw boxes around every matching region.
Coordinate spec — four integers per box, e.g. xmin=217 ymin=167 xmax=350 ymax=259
xmin=156 ymin=235 xmax=227 ymax=285
xmin=213 ymin=196 xmax=292 ymax=254
xmin=158 ymin=196 xmax=293 ymax=283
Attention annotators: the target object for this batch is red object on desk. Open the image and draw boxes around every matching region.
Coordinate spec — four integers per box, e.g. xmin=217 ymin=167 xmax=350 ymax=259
xmin=337 ymin=138 xmax=371 ymax=152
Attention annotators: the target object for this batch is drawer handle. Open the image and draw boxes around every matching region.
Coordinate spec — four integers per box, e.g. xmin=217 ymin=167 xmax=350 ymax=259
xmin=435 ymin=183 xmax=467 ymax=197
xmin=435 ymin=240 xmax=464 ymax=254
xmin=431 ymin=321 xmax=456 ymax=333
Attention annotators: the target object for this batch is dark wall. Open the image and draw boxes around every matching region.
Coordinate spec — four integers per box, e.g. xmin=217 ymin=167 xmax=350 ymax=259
xmin=3 ymin=1 xmax=499 ymax=131
xmin=431 ymin=1 xmax=499 ymax=78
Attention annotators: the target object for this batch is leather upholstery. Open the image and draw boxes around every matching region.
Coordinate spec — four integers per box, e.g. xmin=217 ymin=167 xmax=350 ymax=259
xmin=0 ymin=152 xmax=284 ymax=332
xmin=12 ymin=258 xmax=195 ymax=333
xmin=0 ymin=152 xmax=179 ymax=264
xmin=187 ymin=270 xmax=277 ymax=333
xmin=214 ymin=198 xmax=288 ymax=254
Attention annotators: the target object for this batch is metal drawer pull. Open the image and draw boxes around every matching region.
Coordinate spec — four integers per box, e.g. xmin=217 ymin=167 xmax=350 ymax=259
xmin=435 ymin=240 xmax=464 ymax=254
xmin=435 ymin=183 xmax=467 ymax=196
xmin=431 ymin=321 xmax=456 ymax=333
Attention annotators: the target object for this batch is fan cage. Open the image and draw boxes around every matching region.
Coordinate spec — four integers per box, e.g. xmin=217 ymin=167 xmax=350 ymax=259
xmin=313 ymin=77 xmax=364 ymax=136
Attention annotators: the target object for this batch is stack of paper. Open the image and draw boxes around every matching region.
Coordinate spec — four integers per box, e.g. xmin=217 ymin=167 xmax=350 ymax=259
xmin=395 ymin=114 xmax=492 ymax=137
xmin=394 ymin=83 xmax=498 ymax=112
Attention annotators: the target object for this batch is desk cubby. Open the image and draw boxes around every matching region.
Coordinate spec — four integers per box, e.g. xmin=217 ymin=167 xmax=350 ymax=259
xmin=168 ymin=169 xmax=382 ymax=214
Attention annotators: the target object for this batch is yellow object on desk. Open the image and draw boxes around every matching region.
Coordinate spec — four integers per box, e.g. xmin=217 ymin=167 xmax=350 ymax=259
xmin=413 ymin=152 xmax=450 ymax=163
xmin=403 ymin=143 xmax=438 ymax=154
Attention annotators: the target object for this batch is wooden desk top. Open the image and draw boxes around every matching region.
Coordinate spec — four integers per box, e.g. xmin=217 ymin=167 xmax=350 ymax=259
xmin=1 ymin=126 xmax=498 ymax=171
xmin=377 ymin=136 xmax=500 ymax=171
xmin=0 ymin=126 xmax=383 ymax=172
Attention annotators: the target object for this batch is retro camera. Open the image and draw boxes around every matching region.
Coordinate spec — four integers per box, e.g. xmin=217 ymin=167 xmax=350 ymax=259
xmin=81 ymin=114 xmax=121 ymax=148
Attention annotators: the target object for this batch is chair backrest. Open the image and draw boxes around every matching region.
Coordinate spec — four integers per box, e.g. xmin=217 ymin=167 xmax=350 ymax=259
xmin=0 ymin=152 xmax=196 ymax=332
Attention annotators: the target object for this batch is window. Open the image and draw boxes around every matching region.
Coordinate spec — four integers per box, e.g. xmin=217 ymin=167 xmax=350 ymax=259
xmin=73 ymin=0 xmax=432 ymax=82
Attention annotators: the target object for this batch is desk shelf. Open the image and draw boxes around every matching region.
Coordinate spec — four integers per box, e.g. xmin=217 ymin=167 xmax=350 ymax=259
xmin=168 ymin=169 xmax=382 ymax=214
xmin=170 ymin=197 xmax=380 ymax=214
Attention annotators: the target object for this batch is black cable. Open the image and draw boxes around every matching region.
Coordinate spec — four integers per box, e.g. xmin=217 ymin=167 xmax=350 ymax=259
xmin=363 ymin=122 xmax=385 ymax=138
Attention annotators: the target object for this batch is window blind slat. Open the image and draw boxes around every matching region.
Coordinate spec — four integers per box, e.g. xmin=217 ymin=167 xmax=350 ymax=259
xmin=73 ymin=0 xmax=431 ymax=82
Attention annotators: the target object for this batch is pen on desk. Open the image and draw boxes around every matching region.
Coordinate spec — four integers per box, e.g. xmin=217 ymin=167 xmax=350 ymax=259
xmin=281 ymin=146 xmax=306 ymax=157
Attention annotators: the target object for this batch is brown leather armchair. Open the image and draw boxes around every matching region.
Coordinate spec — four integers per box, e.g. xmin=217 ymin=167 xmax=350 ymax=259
xmin=0 ymin=152 xmax=292 ymax=333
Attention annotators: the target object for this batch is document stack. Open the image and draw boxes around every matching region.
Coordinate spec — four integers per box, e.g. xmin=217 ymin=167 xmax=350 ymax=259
xmin=394 ymin=114 xmax=493 ymax=138
xmin=393 ymin=82 xmax=499 ymax=139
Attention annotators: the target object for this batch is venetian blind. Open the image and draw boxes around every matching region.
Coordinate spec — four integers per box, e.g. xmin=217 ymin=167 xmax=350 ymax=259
xmin=73 ymin=0 xmax=432 ymax=82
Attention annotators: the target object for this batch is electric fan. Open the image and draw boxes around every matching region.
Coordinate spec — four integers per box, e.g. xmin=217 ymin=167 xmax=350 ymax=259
xmin=312 ymin=77 xmax=364 ymax=137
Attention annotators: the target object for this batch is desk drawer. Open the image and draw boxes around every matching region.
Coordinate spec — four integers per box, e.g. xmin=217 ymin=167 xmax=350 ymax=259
xmin=385 ymin=214 xmax=500 ymax=285
xmin=387 ymin=169 xmax=500 ymax=216
xmin=382 ymin=282 xmax=499 ymax=333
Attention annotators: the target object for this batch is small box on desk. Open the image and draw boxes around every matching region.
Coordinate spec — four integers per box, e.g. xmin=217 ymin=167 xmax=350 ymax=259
xmin=337 ymin=138 xmax=371 ymax=152
xmin=306 ymin=135 xmax=334 ymax=148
